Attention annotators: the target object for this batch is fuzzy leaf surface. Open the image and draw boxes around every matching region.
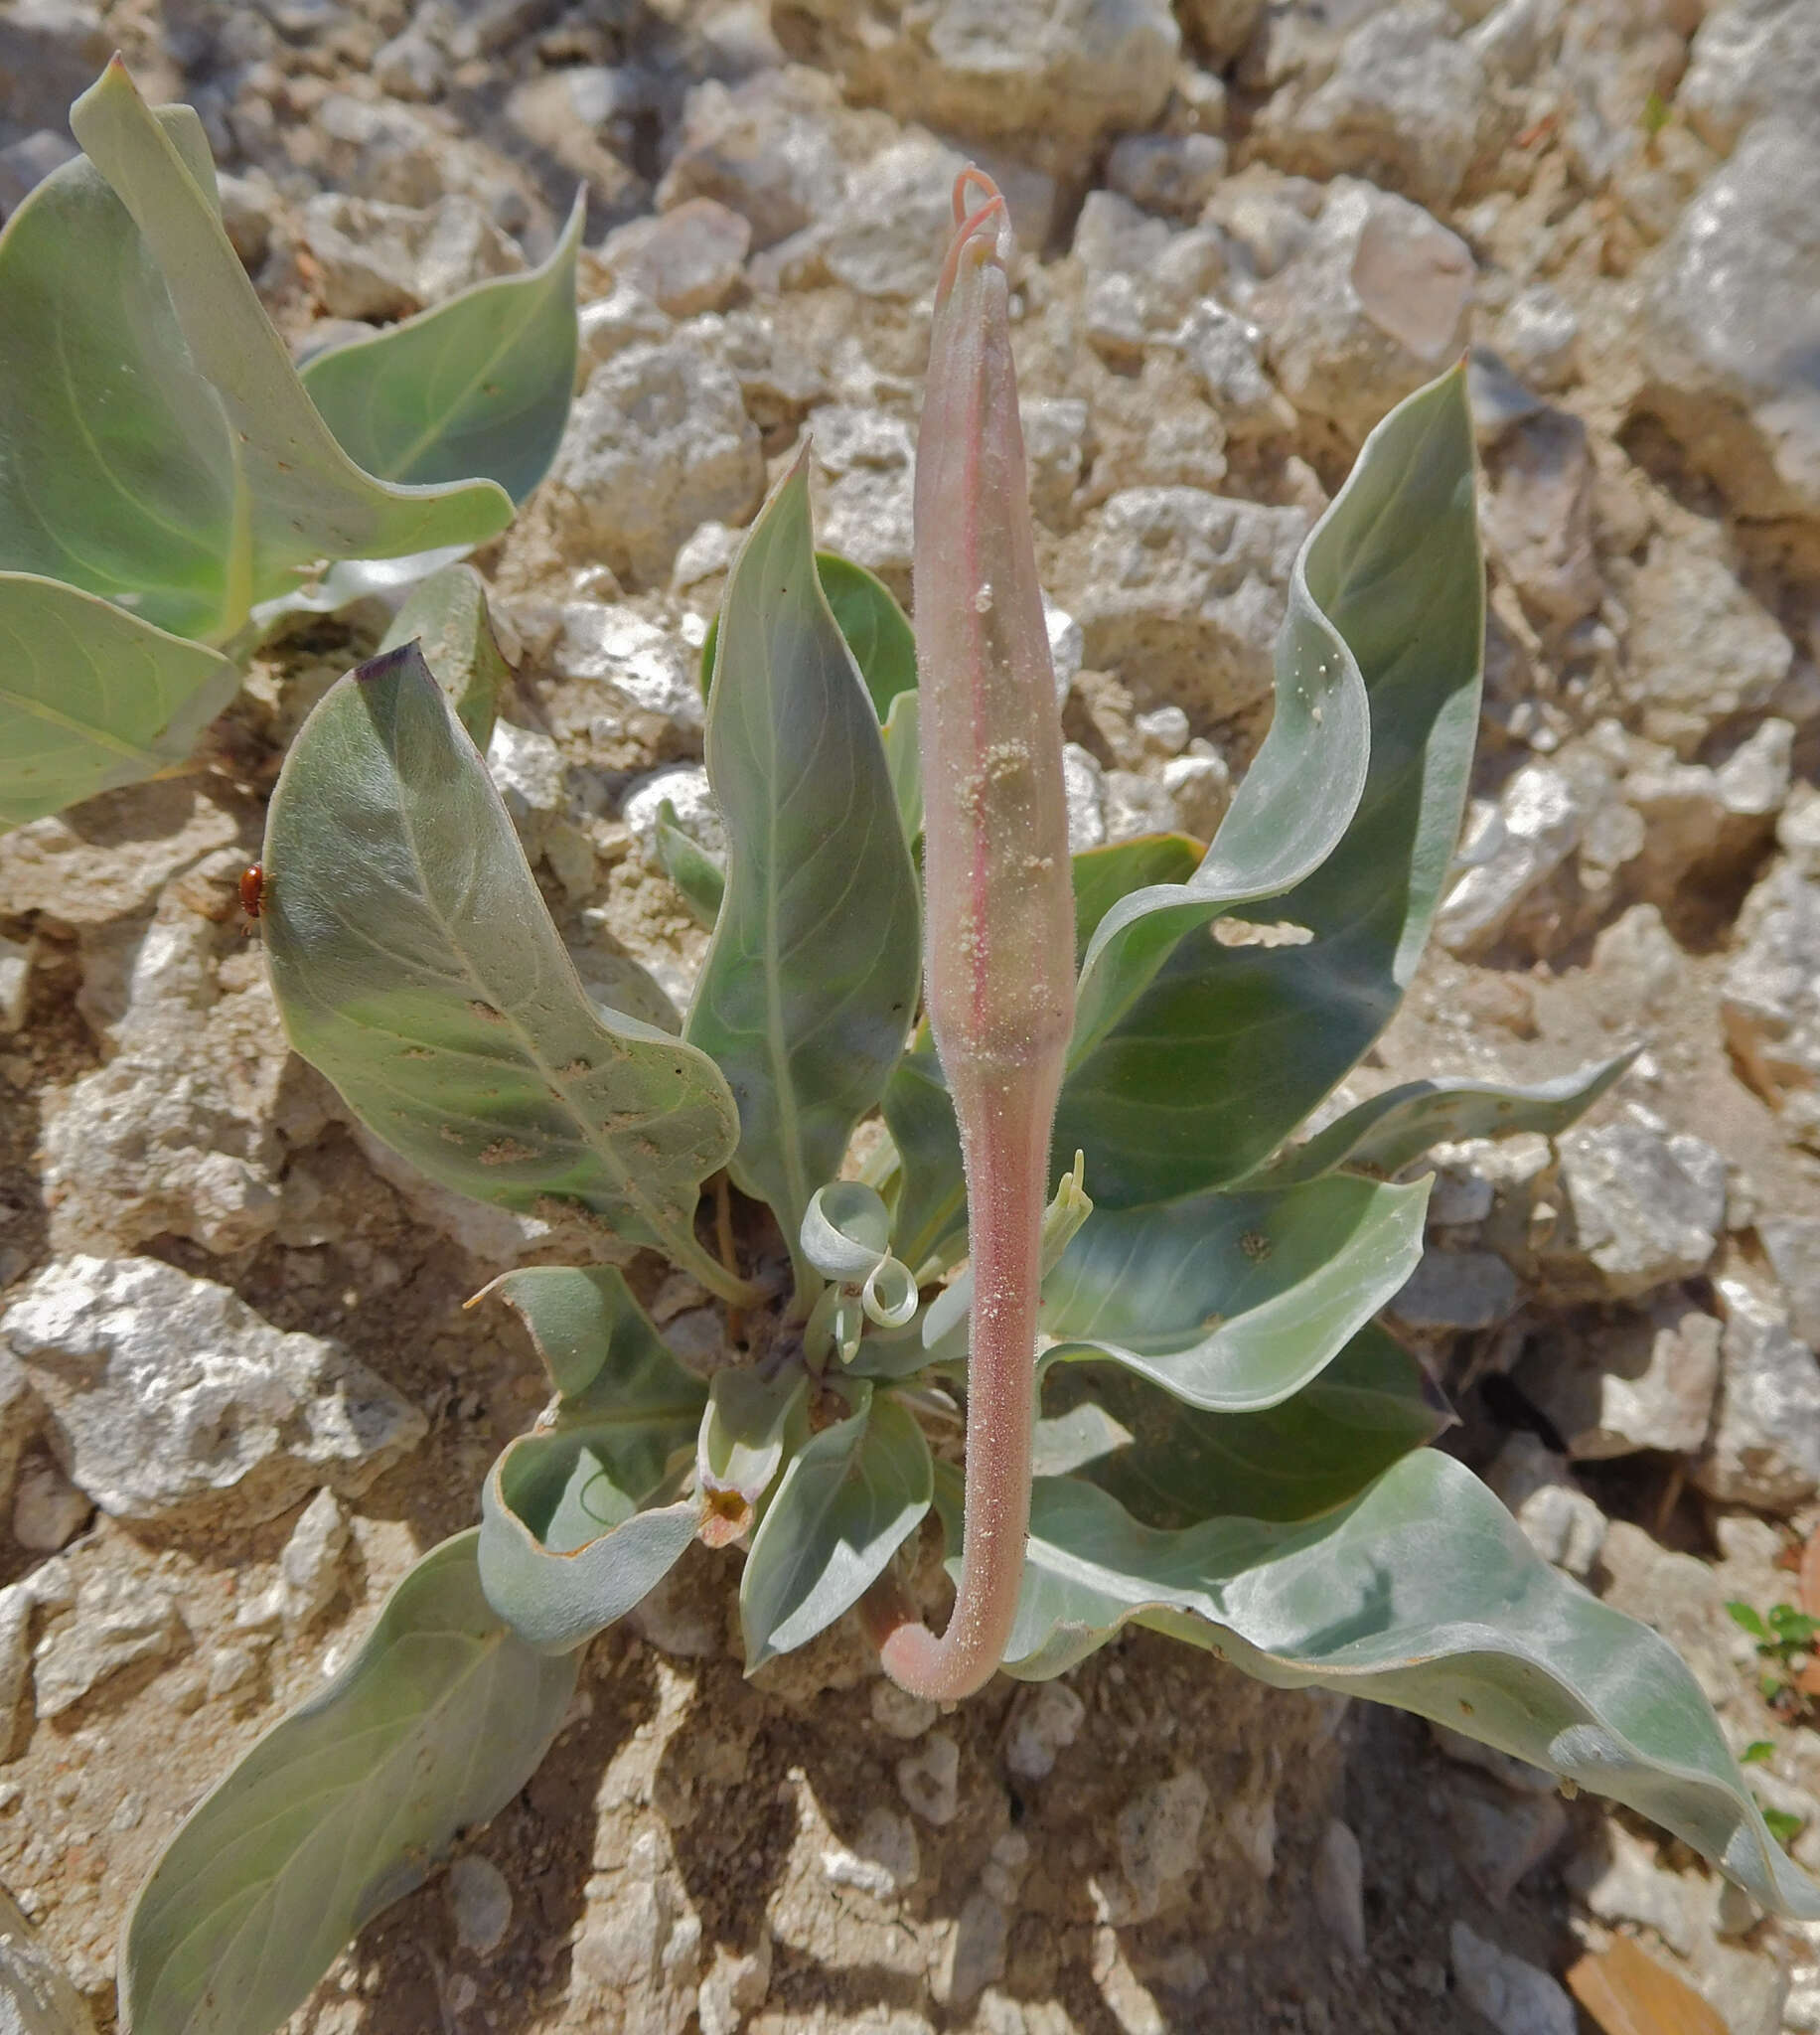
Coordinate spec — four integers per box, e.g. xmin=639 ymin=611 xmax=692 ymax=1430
xmin=263 ymin=645 xmax=740 ymax=1278
xmin=301 ymin=199 xmax=581 ymax=505
xmin=1052 ymin=1324 xmax=1447 ymax=1524
xmin=121 ymin=1531 xmax=576 ymax=2035
xmin=71 ymin=63 xmax=511 ymax=617
xmin=1056 ymin=370 xmax=1482 ymax=1205
xmin=980 ymin=1451 xmax=1820 ymax=1919
xmin=740 ymin=1388 xmax=931 ymax=1669
xmin=698 ymin=549 xmax=916 ymax=718
xmin=0 ymin=574 xmax=239 ymax=827
xmin=1039 ymin=1174 xmax=1432 ymax=1411
xmin=478 ymin=1267 xmax=705 ymax=1651
xmin=685 ymin=462 xmax=920 ymax=1261
xmin=377 ymin=560 xmax=510 ymax=751
xmin=0 ymin=106 xmax=235 ymax=641
xmin=1246 ymin=1052 xmax=1637 ymax=1186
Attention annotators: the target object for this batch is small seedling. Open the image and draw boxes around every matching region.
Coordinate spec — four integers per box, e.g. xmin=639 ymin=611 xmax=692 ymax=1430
xmin=1729 ymin=1601 xmax=1820 ymax=1712
xmin=107 ymin=171 xmax=1820 ymax=2035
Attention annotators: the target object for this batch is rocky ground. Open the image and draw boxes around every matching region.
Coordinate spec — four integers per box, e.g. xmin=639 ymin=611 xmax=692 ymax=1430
xmin=3 ymin=0 xmax=1820 ymax=2030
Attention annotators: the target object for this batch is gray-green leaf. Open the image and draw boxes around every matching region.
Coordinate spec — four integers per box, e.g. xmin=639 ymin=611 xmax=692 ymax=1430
xmin=71 ymin=62 xmax=512 ymax=619
xmin=655 ymin=797 xmax=727 ymax=928
xmin=1039 ymin=1174 xmax=1432 ymax=1411
xmin=685 ymin=458 xmax=920 ymax=1282
xmin=1245 ymin=1051 xmax=1637 ymax=1187
xmin=121 ymin=1531 xmax=577 ymax=2035
xmin=301 ymin=198 xmax=581 ymax=505
xmin=378 ymin=560 xmax=510 ymax=751
xmin=984 ymin=1451 xmax=1820 ymax=1919
xmin=739 ymin=1387 xmax=932 ymax=1669
xmin=0 ymin=574 xmax=240 ymax=828
xmin=1055 ymin=369 xmax=1482 ymax=1206
xmin=478 ymin=1267 xmax=706 ymax=1651
xmin=262 ymin=643 xmax=747 ymax=1298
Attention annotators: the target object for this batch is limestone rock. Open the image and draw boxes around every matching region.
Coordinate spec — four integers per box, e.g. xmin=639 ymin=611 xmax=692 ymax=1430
xmin=1567 ymin=1824 xmax=1707 ymax=1958
xmin=1514 ymin=1297 xmax=1721 ymax=1459
xmin=600 ymin=199 xmax=751 ymax=319
xmin=1759 ymin=1214 xmax=1820 ymax=1345
xmin=773 ymin=0 xmax=1180 ymax=168
xmin=1722 ymin=858 xmax=1820 ymax=1144
xmin=1311 ymin=1818 xmax=1366 ymax=1958
xmin=1635 ymin=119 xmax=1820 ymax=524
xmin=1435 ymin=763 xmax=1585 ymax=957
xmin=1112 ymin=1769 xmax=1208 ymax=1921
xmin=1618 ymin=535 xmax=1792 ymax=757
xmin=897 ymin=1730 xmax=961 ymax=1825
xmin=1171 ymin=299 xmax=1295 ymax=441
xmin=0 ymin=2 xmax=108 ymax=131
xmin=546 ymin=342 xmax=765 ymax=587
xmin=1253 ymin=1 xmax=1487 ymax=211
xmin=1 ymin=1256 xmax=426 ymax=1530
xmin=1449 ymin=1923 xmax=1576 ymax=2035
xmin=1692 ymin=1277 xmax=1820 ymax=1511
xmin=577 ymin=283 xmax=673 ymax=378
xmin=551 ymin=603 xmax=704 ymax=744
xmin=1390 ymin=1247 xmax=1519 ymax=1331
xmin=10 ymin=1453 xmax=90 ymax=1554
xmin=1003 ymin=1679 xmax=1086 ymax=1781
xmin=1061 ymin=489 xmax=1306 ymax=724
xmin=1486 ymin=1435 xmax=1608 ymax=1580
xmin=1496 ymin=284 xmax=1580 ymax=393
xmin=1248 ymin=179 xmax=1474 ymax=443
xmin=1480 ymin=407 xmax=1601 ymax=631
xmin=298 ymin=192 xmax=523 ymax=322
xmin=1594 ymin=1519 xmax=1742 ymax=1706
xmin=447 ymin=1854 xmax=513 ymax=1959
xmin=657 ymin=69 xmax=843 ymax=251
xmin=1679 ymin=0 xmax=1820 ymax=156
xmin=1548 ymin=1112 xmax=1726 ymax=1298
xmin=237 ymin=1489 xmax=353 ymax=1634
xmin=1106 ymin=133 xmax=1228 ymax=220
xmin=33 ymin=1566 xmax=184 ymax=1719
xmin=809 ymin=134 xmax=968 ymax=303
xmin=1443 ymin=1783 xmax=1568 ymax=1910
xmin=1621 ymin=720 xmax=1792 ymax=902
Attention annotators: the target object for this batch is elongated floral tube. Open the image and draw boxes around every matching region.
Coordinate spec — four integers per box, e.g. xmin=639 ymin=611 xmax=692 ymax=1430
xmin=869 ymin=172 xmax=1075 ymax=1701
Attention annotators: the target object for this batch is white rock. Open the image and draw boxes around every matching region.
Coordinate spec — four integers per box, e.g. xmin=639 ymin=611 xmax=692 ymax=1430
xmin=299 ymin=192 xmax=524 ymax=321
xmin=1567 ymin=1824 xmax=1705 ymax=1957
xmin=936 ymin=1887 xmax=1009 ymax=2007
xmin=1003 ymin=1679 xmax=1086 ymax=1781
xmin=817 ymin=135 xmax=968 ymax=302
xmin=0 ymin=934 xmax=29 ymax=1032
xmin=775 ymin=0 xmax=1180 ymax=167
xmin=1513 ymin=1298 xmax=1721 ymax=1459
xmin=1170 ymin=300 xmax=1293 ymax=444
xmin=1247 ymin=177 xmax=1473 ymax=443
xmin=1620 ymin=536 xmax=1793 ymax=757
xmin=0 ymin=1586 xmax=32 ymax=1761
xmin=547 ymin=341 xmax=765 ymax=587
xmin=487 ymin=719 xmax=568 ymax=861
xmin=1485 ymin=1434 xmax=1607 ymax=1579
xmin=553 ymin=604 xmax=704 ymax=738
xmin=1 ymin=1256 xmax=426 ymax=1528
xmin=657 ymin=68 xmax=844 ymax=251
xmin=1595 ymin=1520 xmax=1741 ymax=1707
xmin=1022 ymin=397 xmax=1090 ymax=527
xmin=1481 ymin=408 xmax=1601 ymax=632
xmin=1449 ymin=1923 xmax=1575 ymax=2035
xmin=1692 ymin=1277 xmax=1820 ymax=1511
xmin=1254 ymin=0 xmax=1486 ymax=210
xmin=447 ymin=1854 xmax=513 ymax=1958
xmin=10 ymin=1455 xmax=90 ymax=1554
xmin=1637 ymin=120 xmax=1820 ymax=524
xmin=1435 ymin=763 xmax=1584 ymax=956
xmin=1680 ymin=0 xmax=1820 ymax=156
xmin=1444 ymin=1785 xmax=1567 ymax=1910
xmin=1760 ymin=1215 xmax=1820 ymax=1345
xmin=1497 ymin=284 xmax=1580 ymax=392
xmin=621 ymin=764 xmax=725 ymax=867
xmin=1063 ymin=490 xmax=1306 ymax=725
xmin=1114 ymin=1770 xmax=1209 ymax=1921
xmin=1161 ymin=751 xmax=1233 ymax=842
xmin=1551 ymin=1112 xmax=1727 ymax=1297
xmin=869 ymin=1679 xmax=938 ymax=1741
xmin=577 ymin=283 xmax=673 ymax=378
xmin=1390 ymin=1247 xmax=1519 ymax=1331
xmin=33 ymin=1566 xmax=183 ymax=1719
xmin=1311 ymin=1819 xmax=1365 ymax=1958
xmin=600 ymin=199 xmax=751 ymax=319
xmin=239 ymin=1487 xmax=352 ymax=1634
xmin=1062 ymin=744 xmax=1108 ymax=854
xmin=1107 ymin=133 xmax=1229 ymax=219
xmin=0 ymin=1885 xmax=95 ymax=2035
xmin=897 ymin=1730 xmax=961 ymax=1825
xmin=823 ymin=1804 xmax=920 ymax=1896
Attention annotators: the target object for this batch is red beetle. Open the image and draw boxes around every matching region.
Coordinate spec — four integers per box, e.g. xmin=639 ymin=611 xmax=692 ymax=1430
xmin=239 ymin=862 xmax=265 ymax=922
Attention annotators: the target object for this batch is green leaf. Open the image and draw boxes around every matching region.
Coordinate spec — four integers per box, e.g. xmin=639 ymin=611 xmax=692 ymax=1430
xmin=655 ymin=797 xmax=726 ymax=928
xmin=0 ymin=106 xmax=237 ymax=642
xmin=1248 ymin=1051 xmax=1637 ymax=1187
xmin=684 ymin=460 xmax=921 ymax=1281
xmin=982 ymin=1450 xmax=1820 ymax=1919
xmin=71 ymin=62 xmax=512 ymax=621
xmin=121 ymin=1531 xmax=577 ymax=2035
xmin=879 ymin=1034 xmax=966 ymax=1275
xmin=1071 ymin=833 xmax=1204 ymax=967
xmin=1055 ymin=369 xmax=1482 ymax=1206
xmin=1743 ymin=1740 xmax=1775 ymax=1766
xmin=1052 ymin=1323 xmax=1447 ymax=1525
xmin=378 ymin=560 xmax=509 ymax=751
xmin=739 ymin=1386 xmax=932 ymax=1670
xmin=478 ymin=1267 xmax=706 ymax=1651
xmin=698 ymin=549 xmax=917 ymax=718
xmin=0 ymin=573 xmax=240 ymax=828
xmin=1762 ymin=1807 xmax=1804 ymax=1846
xmin=1040 ymin=1174 xmax=1432 ymax=1412
xmin=1728 ymin=1602 xmax=1771 ymax=1641
xmin=262 ymin=643 xmax=748 ymax=1299
xmin=880 ymin=686 xmax=923 ymax=848
xmin=301 ymin=198 xmax=582 ymax=506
